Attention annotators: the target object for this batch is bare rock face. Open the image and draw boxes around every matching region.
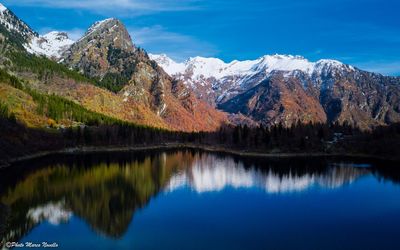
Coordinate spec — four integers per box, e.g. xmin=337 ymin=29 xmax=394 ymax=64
xmin=315 ymin=68 xmax=400 ymax=128
xmin=219 ymin=72 xmax=327 ymax=127
xmin=62 ymin=18 xmax=135 ymax=80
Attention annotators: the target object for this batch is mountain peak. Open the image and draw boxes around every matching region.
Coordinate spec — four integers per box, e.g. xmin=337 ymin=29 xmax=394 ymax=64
xmin=188 ymin=56 xmax=224 ymax=63
xmin=263 ymin=54 xmax=306 ymax=60
xmin=314 ymin=59 xmax=355 ymax=75
xmin=75 ymin=17 xmax=134 ymax=52
xmin=255 ymin=54 xmax=314 ymax=73
xmin=316 ymin=59 xmax=344 ymax=67
xmin=85 ymin=18 xmax=119 ymax=36
xmin=43 ymin=31 xmax=71 ymax=41
xmin=62 ymin=17 xmax=137 ymax=79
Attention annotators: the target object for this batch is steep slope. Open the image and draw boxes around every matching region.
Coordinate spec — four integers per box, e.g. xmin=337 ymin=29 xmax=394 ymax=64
xmin=152 ymin=54 xmax=400 ymax=129
xmin=62 ymin=18 xmax=227 ymax=131
xmin=0 ymin=3 xmax=36 ymax=40
xmin=0 ymin=2 xmax=37 ymax=49
xmin=314 ymin=64 xmax=400 ymax=128
xmin=219 ymin=72 xmax=327 ymax=126
xmin=63 ymin=18 xmax=136 ymax=82
xmin=0 ymin=3 xmax=74 ymax=59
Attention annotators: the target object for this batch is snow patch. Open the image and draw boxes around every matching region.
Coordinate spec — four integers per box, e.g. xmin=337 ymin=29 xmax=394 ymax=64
xmin=149 ymin=53 xmax=186 ymax=76
xmin=27 ymin=31 xmax=74 ymax=59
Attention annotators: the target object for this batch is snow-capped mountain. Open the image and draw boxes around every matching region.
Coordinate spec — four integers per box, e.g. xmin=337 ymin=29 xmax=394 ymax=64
xmin=151 ymin=54 xmax=352 ymax=81
xmin=26 ymin=31 xmax=74 ymax=59
xmin=151 ymin=54 xmax=400 ymax=128
xmin=150 ymin=54 xmax=355 ymax=104
xmin=0 ymin=3 xmax=74 ymax=59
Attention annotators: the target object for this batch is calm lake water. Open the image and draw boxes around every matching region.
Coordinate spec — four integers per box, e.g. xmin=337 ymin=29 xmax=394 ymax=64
xmin=0 ymin=150 xmax=400 ymax=250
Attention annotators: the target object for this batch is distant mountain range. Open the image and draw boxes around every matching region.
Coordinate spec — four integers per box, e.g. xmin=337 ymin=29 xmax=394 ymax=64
xmin=1 ymin=2 xmax=400 ymax=130
xmin=150 ymin=54 xmax=400 ymax=128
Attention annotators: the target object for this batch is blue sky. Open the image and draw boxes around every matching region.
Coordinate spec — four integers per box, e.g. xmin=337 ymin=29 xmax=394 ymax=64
xmin=3 ymin=0 xmax=400 ymax=75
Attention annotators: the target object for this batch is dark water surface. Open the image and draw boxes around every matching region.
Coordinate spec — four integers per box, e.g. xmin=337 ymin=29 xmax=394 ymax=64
xmin=0 ymin=150 xmax=400 ymax=250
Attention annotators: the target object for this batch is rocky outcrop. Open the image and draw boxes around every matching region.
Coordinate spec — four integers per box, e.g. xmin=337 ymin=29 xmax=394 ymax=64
xmin=219 ymin=72 xmax=327 ymax=126
xmin=62 ymin=18 xmax=135 ymax=80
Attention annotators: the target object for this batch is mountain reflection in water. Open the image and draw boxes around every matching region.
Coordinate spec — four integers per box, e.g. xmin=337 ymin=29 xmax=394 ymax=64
xmin=166 ymin=155 xmax=367 ymax=193
xmin=0 ymin=150 xmax=398 ymax=247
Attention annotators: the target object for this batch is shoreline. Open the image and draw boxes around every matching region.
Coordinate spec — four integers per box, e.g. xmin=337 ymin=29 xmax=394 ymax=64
xmin=1 ymin=144 xmax=397 ymax=169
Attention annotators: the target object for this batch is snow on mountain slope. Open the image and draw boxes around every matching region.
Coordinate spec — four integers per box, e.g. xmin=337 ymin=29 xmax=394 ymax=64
xmin=150 ymin=54 xmax=353 ymax=81
xmin=0 ymin=3 xmax=74 ymax=59
xmin=27 ymin=19 xmax=130 ymax=60
xmin=150 ymin=53 xmax=356 ymax=104
xmin=0 ymin=3 xmax=37 ymax=40
xmin=26 ymin=31 xmax=75 ymax=59
xmin=149 ymin=54 xmax=187 ymax=76
xmin=150 ymin=54 xmax=264 ymax=80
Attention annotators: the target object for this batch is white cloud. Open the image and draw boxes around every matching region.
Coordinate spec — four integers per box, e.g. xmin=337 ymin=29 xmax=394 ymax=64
xmin=4 ymin=0 xmax=202 ymax=15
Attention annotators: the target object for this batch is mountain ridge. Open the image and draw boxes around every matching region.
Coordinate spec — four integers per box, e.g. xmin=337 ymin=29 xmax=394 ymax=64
xmin=151 ymin=53 xmax=400 ymax=128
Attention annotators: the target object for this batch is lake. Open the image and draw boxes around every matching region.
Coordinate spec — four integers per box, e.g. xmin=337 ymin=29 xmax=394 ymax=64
xmin=0 ymin=150 xmax=400 ymax=250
